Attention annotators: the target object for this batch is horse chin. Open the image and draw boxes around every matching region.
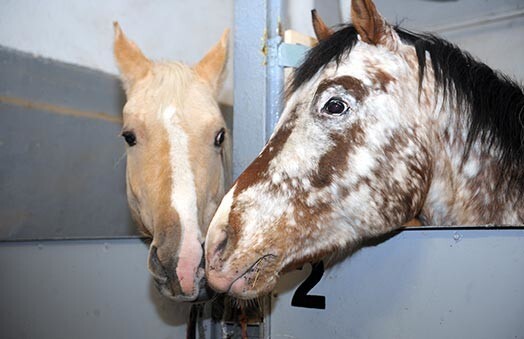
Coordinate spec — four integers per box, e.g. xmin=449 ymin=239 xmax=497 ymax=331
xmin=191 ymin=275 xmax=217 ymax=303
xmin=218 ymin=254 xmax=281 ymax=300
xmin=228 ymin=270 xmax=279 ymax=300
xmin=155 ymin=274 xmax=216 ymax=303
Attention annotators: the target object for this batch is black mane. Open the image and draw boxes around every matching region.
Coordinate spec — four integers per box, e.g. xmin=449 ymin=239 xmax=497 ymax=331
xmin=290 ymin=24 xmax=524 ymax=187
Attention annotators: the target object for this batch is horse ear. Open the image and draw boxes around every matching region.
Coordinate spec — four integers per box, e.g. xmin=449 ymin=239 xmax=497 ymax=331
xmin=194 ymin=29 xmax=230 ymax=96
xmin=350 ymin=0 xmax=398 ymax=50
xmin=113 ymin=22 xmax=152 ymax=92
xmin=311 ymin=9 xmax=334 ymax=41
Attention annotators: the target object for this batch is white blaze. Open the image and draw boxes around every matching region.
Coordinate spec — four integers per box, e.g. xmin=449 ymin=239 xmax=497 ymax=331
xmin=162 ymin=105 xmax=202 ymax=295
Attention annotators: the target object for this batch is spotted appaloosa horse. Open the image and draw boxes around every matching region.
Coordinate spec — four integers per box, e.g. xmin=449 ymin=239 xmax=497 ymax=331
xmin=114 ymin=23 xmax=231 ymax=302
xmin=205 ymin=0 xmax=524 ymax=299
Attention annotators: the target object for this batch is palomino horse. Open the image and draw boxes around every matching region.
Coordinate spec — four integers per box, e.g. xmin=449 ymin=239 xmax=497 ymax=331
xmin=205 ymin=0 xmax=524 ymax=299
xmin=114 ymin=23 xmax=231 ymax=301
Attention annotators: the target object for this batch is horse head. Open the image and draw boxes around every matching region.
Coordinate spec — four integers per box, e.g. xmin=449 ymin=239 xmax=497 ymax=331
xmin=205 ymin=0 xmax=524 ymax=299
xmin=114 ymin=23 xmax=231 ymax=302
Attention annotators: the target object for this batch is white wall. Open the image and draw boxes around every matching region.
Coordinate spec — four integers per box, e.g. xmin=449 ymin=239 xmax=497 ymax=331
xmin=1 ymin=0 xmax=521 ymax=105
xmin=285 ymin=0 xmax=524 ymax=81
xmin=0 ymin=0 xmax=234 ymax=104
xmin=373 ymin=0 xmax=524 ymax=81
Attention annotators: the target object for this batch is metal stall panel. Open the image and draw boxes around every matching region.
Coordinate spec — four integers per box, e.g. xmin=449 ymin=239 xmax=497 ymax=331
xmin=0 ymin=46 xmax=136 ymax=240
xmin=0 ymin=239 xmax=190 ymax=339
xmin=270 ymin=229 xmax=524 ymax=339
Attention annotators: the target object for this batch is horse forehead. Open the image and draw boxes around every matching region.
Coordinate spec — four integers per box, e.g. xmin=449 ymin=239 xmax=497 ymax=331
xmin=325 ymin=44 xmax=405 ymax=85
xmin=124 ymin=61 xmax=197 ymax=116
xmin=125 ymin=94 xmax=220 ymax=139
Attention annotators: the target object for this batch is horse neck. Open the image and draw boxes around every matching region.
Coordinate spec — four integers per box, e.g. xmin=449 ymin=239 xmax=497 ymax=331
xmin=421 ymin=99 xmax=524 ymax=226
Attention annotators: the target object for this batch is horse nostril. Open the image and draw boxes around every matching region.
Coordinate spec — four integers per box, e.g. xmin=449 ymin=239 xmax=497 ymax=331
xmin=215 ymin=233 xmax=228 ymax=255
xmin=148 ymin=245 xmax=168 ymax=283
xmin=207 ymin=231 xmax=228 ymax=271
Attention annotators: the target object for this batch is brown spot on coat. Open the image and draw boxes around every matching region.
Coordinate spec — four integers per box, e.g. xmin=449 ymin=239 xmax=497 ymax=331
xmin=316 ymin=76 xmax=369 ymax=102
xmin=363 ymin=60 xmax=396 ymax=93
xmin=310 ymin=123 xmax=365 ymax=188
xmin=374 ymin=69 xmax=395 ymax=92
xmin=233 ymin=109 xmax=298 ymax=197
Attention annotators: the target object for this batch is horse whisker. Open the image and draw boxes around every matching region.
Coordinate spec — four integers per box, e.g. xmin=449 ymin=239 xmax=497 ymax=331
xmin=113 ymin=150 xmax=127 ymax=169
xmin=252 ymin=269 xmax=261 ymax=289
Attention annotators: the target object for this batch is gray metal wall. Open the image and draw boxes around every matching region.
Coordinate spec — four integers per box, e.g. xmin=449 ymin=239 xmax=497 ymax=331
xmin=0 ymin=239 xmax=190 ymax=339
xmin=270 ymin=229 xmax=524 ymax=339
xmin=0 ymin=46 xmax=135 ymax=240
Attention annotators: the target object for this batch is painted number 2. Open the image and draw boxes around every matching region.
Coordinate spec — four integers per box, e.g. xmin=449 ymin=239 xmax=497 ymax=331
xmin=291 ymin=261 xmax=326 ymax=309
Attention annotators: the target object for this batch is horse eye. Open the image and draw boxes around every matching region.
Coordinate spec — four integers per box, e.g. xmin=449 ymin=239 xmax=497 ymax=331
xmin=122 ymin=131 xmax=137 ymax=146
xmin=323 ymin=98 xmax=348 ymax=115
xmin=214 ymin=128 xmax=226 ymax=147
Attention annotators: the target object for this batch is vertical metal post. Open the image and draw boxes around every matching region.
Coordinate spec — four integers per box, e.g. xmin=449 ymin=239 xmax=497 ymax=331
xmin=265 ymin=0 xmax=284 ymax=139
xmin=233 ymin=0 xmax=283 ymax=179
xmin=233 ymin=0 xmax=266 ymax=179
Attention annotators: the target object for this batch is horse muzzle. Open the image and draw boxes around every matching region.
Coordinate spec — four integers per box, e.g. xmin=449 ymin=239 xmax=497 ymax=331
xmin=148 ymin=245 xmax=215 ymax=302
